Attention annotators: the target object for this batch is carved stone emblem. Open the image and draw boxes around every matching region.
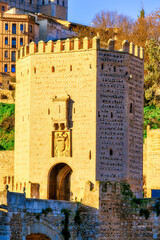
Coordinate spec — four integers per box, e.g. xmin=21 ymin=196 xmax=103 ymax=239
xmin=53 ymin=131 xmax=71 ymax=157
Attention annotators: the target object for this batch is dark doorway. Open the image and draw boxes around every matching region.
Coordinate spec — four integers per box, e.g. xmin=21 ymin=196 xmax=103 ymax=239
xmin=26 ymin=233 xmax=51 ymax=240
xmin=49 ymin=163 xmax=72 ymax=201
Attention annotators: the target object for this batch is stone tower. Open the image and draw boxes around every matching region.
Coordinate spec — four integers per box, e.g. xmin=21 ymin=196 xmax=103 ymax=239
xmin=1 ymin=0 xmax=68 ymax=20
xmin=15 ymin=37 xmax=144 ymax=208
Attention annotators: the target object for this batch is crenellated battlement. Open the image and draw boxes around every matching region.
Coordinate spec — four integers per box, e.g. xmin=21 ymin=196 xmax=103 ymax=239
xmin=16 ymin=37 xmax=144 ymax=61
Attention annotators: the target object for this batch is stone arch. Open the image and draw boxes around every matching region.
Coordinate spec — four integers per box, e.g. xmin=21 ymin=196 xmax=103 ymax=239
xmin=26 ymin=233 xmax=50 ymax=239
xmin=25 ymin=222 xmax=63 ymax=240
xmin=48 ymin=163 xmax=72 ymax=201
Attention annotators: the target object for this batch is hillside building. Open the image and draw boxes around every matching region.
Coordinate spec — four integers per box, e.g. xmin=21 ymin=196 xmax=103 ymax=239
xmin=0 ymin=1 xmax=78 ymax=77
xmin=0 ymin=0 xmax=68 ymax=20
xmin=0 ymin=12 xmax=39 ymax=76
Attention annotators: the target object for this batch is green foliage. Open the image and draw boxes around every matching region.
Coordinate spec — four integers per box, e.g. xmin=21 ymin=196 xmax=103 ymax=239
xmin=42 ymin=207 xmax=53 ymax=216
xmin=143 ymin=106 xmax=160 ymax=139
xmin=140 ymin=208 xmax=150 ymax=219
xmin=74 ymin=203 xmax=81 ymax=225
xmin=0 ymin=103 xmax=15 ymax=150
xmin=61 ymin=209 xmax=71 ymax=240
xmin=153 ymin=201 xmax=160 ymax=216
xmin=120 ymin=182 xmax=133 ymax=200
xmin=120 ymin=182 xmax=150 ymax=219
xmin=35 ymin=213 xmax=41 ymax=220
xmin=144 ymin=39 xmax=160 ymax=107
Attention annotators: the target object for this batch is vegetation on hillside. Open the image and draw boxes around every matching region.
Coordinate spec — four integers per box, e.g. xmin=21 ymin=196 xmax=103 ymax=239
xmin=143 ymin=106 xmax=160 ymax=139
xmin=0 ymin=103 xmax=15 ymax=150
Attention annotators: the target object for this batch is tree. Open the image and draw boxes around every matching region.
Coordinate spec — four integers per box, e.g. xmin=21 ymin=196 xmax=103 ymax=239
xmin=144 ymin=39 xmax=160 ymax=106
xmin=92 ymin=10 xmax=134 ymax=49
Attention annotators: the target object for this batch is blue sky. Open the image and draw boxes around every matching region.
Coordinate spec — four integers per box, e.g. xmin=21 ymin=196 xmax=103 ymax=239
xmin=68 ymin=0 xmax=160 ymax=25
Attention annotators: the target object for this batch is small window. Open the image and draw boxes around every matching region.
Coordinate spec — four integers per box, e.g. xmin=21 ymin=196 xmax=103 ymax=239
xmin=110 ymin=149 xmax=113 ymax=156
xmin=54 ymin=123 xmax=59 ymax=130
xmin=48 ymin=109 xmax=50 ymax=115
xmin=89 ymin=150 xmax=91 ymax=160
xmin=11 ymin=51 xmax=16 ymax=62
xmin=20 ymin=24 xmax=23 ymax=31
xmin=20 ymin=38 xmax=23 ymax=45
xmin=29 ymin=0 xmax=32 ymax=4
xmin=5 ymin=23 xmax=8 ymax=30
xmin=60 ymin=123 xmax=65 ymax=130
xmin=70 ymin=65 xmax=72 ymax=71
xmin=8 ymin=177 xmax=10 ymax=184
xmin=101 ymin=63 xmax=104 ymax=70
xmin=2 ymin=6 xmax=5 ymax=11
xmin=3 ymin=177 xmax=7 ymax=184
xmin=5 ymin=37 xmax=8 ymax=44
xmin=4 ymin=64 xmax=8 ymax=72
xmin=12 ymin=23 xmax=16 ymax=34
xmin=130 ymin=103 xmax=133 ymax=114
xmin=62 ymin=0 xmax=65 ymax=6
xmin=34 ymin=67 xmax=36 ymax=74
xmin=29 ymin=25 xmax=32 ymax=33
xmin=52 ymin=66 xmax=55 ymax=72
xmin=57 ymin=0 xmax=59 ymax=4
xmin=12 ymin=37 xmax=16 ymax=48
xmin=114 ymin=66 xmax=116 ymax=72
xmin=4 ymin=51 xmax=8 ymax=58
xmin=11 ymin=64 xmax=16 ymax=73
xmin=89 ymin=64 xmax=92 ymax=69
xmin=111 ymin=112 xmax=113 ymax=118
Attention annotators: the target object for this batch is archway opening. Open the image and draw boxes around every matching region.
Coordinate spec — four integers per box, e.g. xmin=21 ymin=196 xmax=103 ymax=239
xmin=26 ymin=233 xmax=51 ymax=240
xmin=49 ymin=163 xmax=72 ymax=201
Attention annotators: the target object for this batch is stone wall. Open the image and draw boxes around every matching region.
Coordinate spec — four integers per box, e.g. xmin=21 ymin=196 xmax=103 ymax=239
xmin=143 ymin=127 xmax=160 ymax=198
xmin=99 ymin=183 xmax=160 ymax=240
xmin=0 ymin=151 xmax=14 ymax=192
xmin=0 ymin=191 xmax=99 ymax=240
xmin=96 ymin=40 xmax=144 ymax=197
xmin=1 ymin=191 xmax=160 ymax=239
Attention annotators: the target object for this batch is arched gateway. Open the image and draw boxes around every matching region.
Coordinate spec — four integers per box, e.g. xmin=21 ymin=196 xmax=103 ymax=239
xmin=26 ymin=233 xmax=51 ymax=239
xmin=24 ymin=223 xmax=62 ymax=240
xmin=49 ymin=163 xmax=72 ymax=201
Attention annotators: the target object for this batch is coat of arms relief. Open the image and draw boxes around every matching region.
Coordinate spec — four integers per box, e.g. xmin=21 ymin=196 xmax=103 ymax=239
xmin=53 ymin=131 xmax=71 ymax=157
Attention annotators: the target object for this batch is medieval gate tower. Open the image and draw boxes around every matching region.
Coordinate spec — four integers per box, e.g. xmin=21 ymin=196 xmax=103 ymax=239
xmin=15 ymin=37 xmax=144 ymax=208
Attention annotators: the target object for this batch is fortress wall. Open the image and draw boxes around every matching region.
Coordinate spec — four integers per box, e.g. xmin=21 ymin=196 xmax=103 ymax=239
xmin=127 ymin=54 xmax=143 ymax=195
xmin=0 ymin=151 xmax=14 ymax=192
xmin=96 ymin=40 xmax=144 ymax=196
xmin=143 ymin=128 xmax=160 ymax=198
